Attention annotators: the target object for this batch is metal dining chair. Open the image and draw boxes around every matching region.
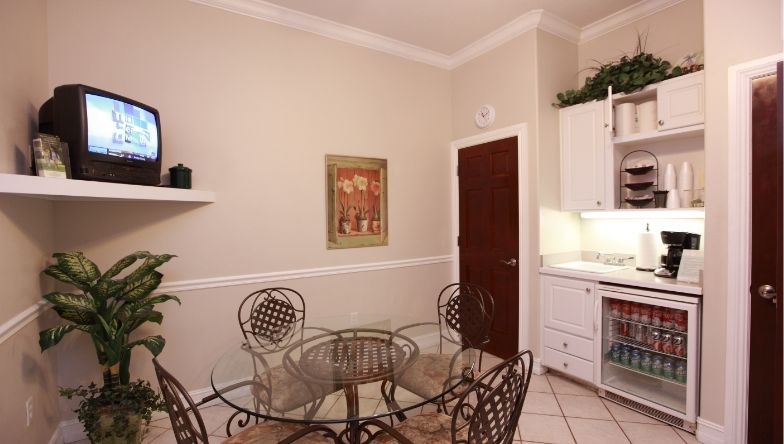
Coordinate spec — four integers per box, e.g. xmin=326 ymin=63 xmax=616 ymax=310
xmin=152 ymin=358 xmax=337 ymax=444
xmin=384 ymin=282 xmax=495 ymax=414
xmin=235 ymin=288 xmax=335 ymax=426
xmin=372 ymin=349 xmax=533 ymax=443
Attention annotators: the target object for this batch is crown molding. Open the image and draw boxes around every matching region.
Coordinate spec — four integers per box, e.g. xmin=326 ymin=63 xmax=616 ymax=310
xmin=579 ymin=0 xmax=687 ymax=44
xmin=190 ymin=0 xmax=687 ymax=70
xmin=189 ymin=0 xmax=451 ymax=69
xmin=449 ymin=9 xmax=580 ymax=69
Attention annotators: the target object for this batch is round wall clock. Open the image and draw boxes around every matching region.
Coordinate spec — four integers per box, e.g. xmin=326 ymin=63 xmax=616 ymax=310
xmin=475 ymin=104 xmax=496 ymax=129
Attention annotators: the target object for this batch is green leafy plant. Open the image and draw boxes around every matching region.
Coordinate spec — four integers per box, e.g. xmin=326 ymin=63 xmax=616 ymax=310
xmin=39 ymin=251 xmax=180 ymax=386
xmin=39 ymin=251 xmax=180 ymax=442
xmin=60 ymin=380 xmax=164 ymax=442
xmin=554 ymin=33 xmax=688 ymax=108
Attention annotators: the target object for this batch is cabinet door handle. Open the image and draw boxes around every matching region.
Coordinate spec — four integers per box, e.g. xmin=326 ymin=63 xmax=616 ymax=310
xmin=596 ymin=201 xmax=602 ymax=207
xmin=562 ymin=362 xmax=569 ymax=368
xmin=562 ymin=342 xmax=568 ymax=348
xmin=658 ymin=119 xmax=664 ymax=126
xmin=585 ymin=288 xmax=591 ymax=293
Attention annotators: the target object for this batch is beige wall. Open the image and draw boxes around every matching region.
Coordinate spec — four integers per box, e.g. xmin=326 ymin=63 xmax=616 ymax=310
xmin=44 ymin=0 xmax=454 ymax=413
xmin=578 ymin=0 xmax=704 ymax=87
xmin=702 ymin=0 xmax=782 ymax=427
xmin=0 ymin=0 xmax=61 ymax=441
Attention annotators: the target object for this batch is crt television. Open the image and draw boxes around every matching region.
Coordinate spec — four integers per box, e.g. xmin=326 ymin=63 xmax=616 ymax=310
xmin=39 ymin=84 xmax=162 ymax=186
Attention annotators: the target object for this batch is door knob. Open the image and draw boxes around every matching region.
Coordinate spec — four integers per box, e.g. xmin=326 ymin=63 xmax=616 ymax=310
xmin=500 ymin=258 xmax=517 ymax=267
xmin=758 ymin=285 xmax=777 ymax=303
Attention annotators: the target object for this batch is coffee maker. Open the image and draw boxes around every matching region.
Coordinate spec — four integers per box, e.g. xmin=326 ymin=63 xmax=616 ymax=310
xmin=653 ymin=231 xmax=701 ymax=278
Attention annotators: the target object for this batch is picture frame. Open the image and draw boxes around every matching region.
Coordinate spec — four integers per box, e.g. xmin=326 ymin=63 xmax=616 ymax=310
xmin=33 ymin=133 xmax=71 ymax=179
xmin=326 ymin=155 xmax=388 ymax=249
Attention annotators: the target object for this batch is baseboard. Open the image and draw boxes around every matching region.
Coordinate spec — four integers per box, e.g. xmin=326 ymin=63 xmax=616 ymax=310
xmin=533 ymin=357 xmax=547 ymax=375
xmin=696 ymin=417 xmax=725 ymax=444
xmin=48 ymin=425 xmax=64 ymax=444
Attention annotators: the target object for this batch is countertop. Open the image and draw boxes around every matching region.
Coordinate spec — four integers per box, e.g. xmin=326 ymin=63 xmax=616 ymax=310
xmin=539 ymin=265 xmax=703 ymax=296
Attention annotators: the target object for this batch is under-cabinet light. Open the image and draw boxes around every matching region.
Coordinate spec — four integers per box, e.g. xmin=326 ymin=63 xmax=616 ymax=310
xmin=580 ymin=209 xmax=705 ymax=220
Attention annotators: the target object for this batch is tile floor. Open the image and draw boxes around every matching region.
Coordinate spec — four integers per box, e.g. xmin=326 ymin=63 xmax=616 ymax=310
xmin=72 ymin=356 xmax=702 ymax=444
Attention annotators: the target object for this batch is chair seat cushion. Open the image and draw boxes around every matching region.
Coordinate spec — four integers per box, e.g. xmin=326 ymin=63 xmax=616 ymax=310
xmin=375 ymin=412 xmax=468 ymax=443
xmin=224 ymin=421 xmax=332 ymax=444
xmin=251 ymin=365 xmax=330 ymax=412
xmin=394 ymin=353 xmax=466 ymax=400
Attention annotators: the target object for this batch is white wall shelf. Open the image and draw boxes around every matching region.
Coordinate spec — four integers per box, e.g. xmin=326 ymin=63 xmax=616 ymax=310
xmin=612 ymin=124 xmax=704 ymax=148
xmin=0 ymin=174 xmax=216 ymax=203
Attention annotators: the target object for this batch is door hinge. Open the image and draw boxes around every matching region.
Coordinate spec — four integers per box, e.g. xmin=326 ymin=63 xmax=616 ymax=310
xmin=456 ymin=165 xmax=459 ymax=176
xmin=457 ymin=236 xmax=460 ymax=247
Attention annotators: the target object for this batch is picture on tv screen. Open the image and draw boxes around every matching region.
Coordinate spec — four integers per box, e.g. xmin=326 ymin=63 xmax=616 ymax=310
xmin=85 ymin=93 xmax=159 ymax=162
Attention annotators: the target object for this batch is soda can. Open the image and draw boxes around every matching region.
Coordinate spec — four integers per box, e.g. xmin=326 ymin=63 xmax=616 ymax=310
xmin=630 ymin=303 xmax=641 ymax=322
xmin=675 ymin=360 xmax=687 ymax=383
xmin=631 ymin=349 xmax=641 ymax=369
xmin=662 ymin=308 xmax=674 ymax=329
xmin=619 ymin=321 xmax=629 ymax=337
xmin=634 ymin=324 xmax=645 ymax=342
xmin=641 ymin=352 xmax=653 ymax=373
xmin=672 ymin=335 xmax=686 ymax=357
xmin=610 ymin=299 xmax=622 ymax=318
xmin=661 ymin=333 xmax=674 ymax=355
xmin=611 ymin=342 xmax=621 ymax=362
xmin=622 ymin=301 xmax=632 ymax=320
xmin=640 ymin=305 xmax=652 ymax=324
xmin=663 ymin=358 xmax=675 ymax=379
xmin=674 ymin=310 xmax=688 ymax=332
xmin=621 ymin=346 xmax=631 ymax=366
xmin=652 ymin=355 xmax=663 ymax=375
xmin=651 ymin=329 xmax=662 ymax=351
xmin=652 ymin=306 xmax=663 ymax=327
xmin=646 ymin=327 xmax=656 ymax=347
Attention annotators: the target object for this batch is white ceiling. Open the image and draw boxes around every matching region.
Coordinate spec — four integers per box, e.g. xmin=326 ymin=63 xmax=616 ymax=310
xmin=191 ymin=0 xmax=684 ymax=69
xmin=259 ymin=0 xmax=640 ymax=55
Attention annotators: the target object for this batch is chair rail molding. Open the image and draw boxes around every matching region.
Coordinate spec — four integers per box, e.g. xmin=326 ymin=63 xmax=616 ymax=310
xmin=0 ymin=255 xmax=454 ymax=346
xmin=724 ymin=53 xmax=783 ymax=444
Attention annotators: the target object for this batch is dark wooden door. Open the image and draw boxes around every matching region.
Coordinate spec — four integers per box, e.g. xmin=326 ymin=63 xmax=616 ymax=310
xmin=747 ymin=64 xmax=783 ymax=444
xmin=458 ymin=136 xmax=519 ymax=359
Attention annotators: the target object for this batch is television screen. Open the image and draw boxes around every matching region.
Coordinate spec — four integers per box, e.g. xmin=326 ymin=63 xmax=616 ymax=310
xmin=85 ymin=93 xmax=159 ymax=162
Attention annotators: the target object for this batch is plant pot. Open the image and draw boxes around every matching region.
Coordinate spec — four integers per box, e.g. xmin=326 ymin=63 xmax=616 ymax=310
xmin=356 ymin=218 xmax=369 ymax=233
xmin=339 ymin=219 xmax=351 ymax=234
xmin=371 ymin=220 xmax=381 ymax=234
xmin=92 ymin=410 xmax=143 ymax=444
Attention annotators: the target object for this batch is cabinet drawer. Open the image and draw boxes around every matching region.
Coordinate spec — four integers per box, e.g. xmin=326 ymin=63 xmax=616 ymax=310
xmin=544 ymin=347 xmax=594 ymax=383
xmin=544 ymin=328 xmax=594 ymax=362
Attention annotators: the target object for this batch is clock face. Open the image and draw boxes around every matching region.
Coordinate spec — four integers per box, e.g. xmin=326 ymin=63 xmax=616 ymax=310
xmin=475 ymin=105 xmax=496 ymax=128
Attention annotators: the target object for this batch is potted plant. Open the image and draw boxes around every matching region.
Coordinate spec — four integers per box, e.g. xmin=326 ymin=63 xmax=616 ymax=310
xmin=352 ymin=174 xmax=369 ymax=232
xmin=338 ymin=177 xmax=354 ymax=234
xmin=39 ymin=251 xmax=180 ymax=443
xmin=554 ymin=33 xmax=693 ymax=108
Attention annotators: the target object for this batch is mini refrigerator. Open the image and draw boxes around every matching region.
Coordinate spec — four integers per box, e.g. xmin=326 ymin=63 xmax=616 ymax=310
xmin=596 ymin=283 xmax=701 ymax=432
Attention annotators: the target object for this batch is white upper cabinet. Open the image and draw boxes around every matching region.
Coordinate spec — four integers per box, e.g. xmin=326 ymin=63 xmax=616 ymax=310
xmin=656 ymin=71 xmax=705 ymax=131
xmin=559 ymin=100 xmax=608 ymax=211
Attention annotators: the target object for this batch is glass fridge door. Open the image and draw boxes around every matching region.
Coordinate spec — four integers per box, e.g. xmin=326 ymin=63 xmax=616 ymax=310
xmin=599 ymin=290 xmax=697 ymax=416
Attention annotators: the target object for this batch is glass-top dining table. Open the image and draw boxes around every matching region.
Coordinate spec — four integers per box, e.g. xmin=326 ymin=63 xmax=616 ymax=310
xmin=211 ymin=313 xmax=476 ymax=443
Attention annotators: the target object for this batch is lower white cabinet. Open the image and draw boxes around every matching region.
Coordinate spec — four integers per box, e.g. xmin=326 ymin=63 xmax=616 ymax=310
xmin=541 ymin=274 xmax=598 ymax=383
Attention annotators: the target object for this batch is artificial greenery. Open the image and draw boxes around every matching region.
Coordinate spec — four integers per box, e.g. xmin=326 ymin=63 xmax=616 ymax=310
xmin=39 ymin=251 xmax=180 ymax=385
xmin=554 ymin=33 xmax=693 ymax=108
xmin=60 ymin=380 xmax=164 ymax=442
xmin=39 ymin=251 xmax=179 ymax=441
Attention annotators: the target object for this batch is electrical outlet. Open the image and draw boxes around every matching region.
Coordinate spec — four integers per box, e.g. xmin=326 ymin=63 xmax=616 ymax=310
xmin=25 ymin=397 xmax=33 ymax=427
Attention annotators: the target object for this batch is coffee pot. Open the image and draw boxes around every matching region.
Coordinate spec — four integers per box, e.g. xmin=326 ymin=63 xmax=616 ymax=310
xmin=653 ymin=231 xmax=701 ymax=278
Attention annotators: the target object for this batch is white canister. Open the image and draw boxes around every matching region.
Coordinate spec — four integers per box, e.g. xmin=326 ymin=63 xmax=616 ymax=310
xmin=615 ymin=103 xmax=637 ymax=136
xmin=637 ymin=100 xmax=658 ymax=132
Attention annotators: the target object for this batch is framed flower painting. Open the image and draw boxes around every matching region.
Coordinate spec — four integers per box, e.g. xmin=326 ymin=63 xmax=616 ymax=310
xmin=326 ymin=155 xmax=388 ymax=249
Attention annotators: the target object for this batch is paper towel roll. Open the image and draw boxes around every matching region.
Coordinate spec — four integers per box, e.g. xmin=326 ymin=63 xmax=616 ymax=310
xmin=615 ymin=103 xmax=637 ymax=136
xmin=666 ymin=189 xmax=680 ymax=208
xmin=663 ymin=164 xmax=677 ymax=191
xmin=637 ymin=100 xmax=658 ymax=132
xmin=636 ymin=230 xmax=659 ymax=271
